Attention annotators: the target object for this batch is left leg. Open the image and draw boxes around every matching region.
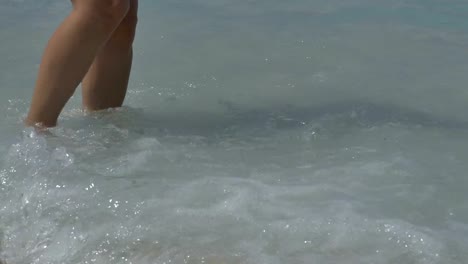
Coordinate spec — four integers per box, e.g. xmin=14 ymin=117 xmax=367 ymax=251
xmin=25 ymin=0 xmax=132 ymax=127
xmin=82 ymin=0 xmax=138 ymax=110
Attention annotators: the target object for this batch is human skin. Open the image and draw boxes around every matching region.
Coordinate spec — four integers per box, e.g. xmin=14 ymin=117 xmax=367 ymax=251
xmin=25 ymin=0 xmax=138 ymax=127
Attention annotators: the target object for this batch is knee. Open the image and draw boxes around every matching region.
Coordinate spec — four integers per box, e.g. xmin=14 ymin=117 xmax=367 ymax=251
xmin=95 ymin=0 xmax=130 ymax=30
xmin=109 ymin=13 xmax=138 ymax=49
xmin=121 ymin=12 xmax=138 ymax=41
xmin=74 ymin=0 xmax=130 ymax=32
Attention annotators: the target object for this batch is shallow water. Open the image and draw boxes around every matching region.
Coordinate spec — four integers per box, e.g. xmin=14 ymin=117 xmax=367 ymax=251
xmin=1 ymin=0 xmax=468 ymax=263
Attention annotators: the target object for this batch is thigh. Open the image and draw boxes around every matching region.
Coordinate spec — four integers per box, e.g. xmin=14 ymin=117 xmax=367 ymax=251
xmin=127 ymin=0 xmax=138 ymax=20
xmin=70 ymin=0 xmax=131 ymax=13
xmin=118 ymin=0 xmax=138 ymax=30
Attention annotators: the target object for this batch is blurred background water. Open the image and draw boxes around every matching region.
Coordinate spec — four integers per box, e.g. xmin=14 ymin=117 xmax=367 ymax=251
xmin=1 ymin=0 xmax=468 ymax=263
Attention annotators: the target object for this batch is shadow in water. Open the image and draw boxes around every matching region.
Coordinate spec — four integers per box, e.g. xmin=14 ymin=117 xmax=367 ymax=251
xmin=78 ymin=100 xmax=468 ymax=136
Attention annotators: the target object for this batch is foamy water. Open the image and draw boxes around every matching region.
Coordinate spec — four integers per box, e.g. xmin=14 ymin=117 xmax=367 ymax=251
xmin=1 ymin=0 xmax=468 ymax=263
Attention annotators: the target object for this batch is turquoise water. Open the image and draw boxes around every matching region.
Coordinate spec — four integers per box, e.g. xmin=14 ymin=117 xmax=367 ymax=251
xmin=1 ymin=0 xmax=468 ymax=263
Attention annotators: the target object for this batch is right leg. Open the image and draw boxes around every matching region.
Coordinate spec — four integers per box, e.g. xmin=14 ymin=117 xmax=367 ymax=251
xmin=82 ymin=0 xmax=138 ymax=111
xmin=25 ymin=0 xmax=131 ymax=127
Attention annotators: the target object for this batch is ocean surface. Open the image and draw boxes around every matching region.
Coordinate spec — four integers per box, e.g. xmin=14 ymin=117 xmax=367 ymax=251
xmin=1 ymin=0 xmax=468 ymax=263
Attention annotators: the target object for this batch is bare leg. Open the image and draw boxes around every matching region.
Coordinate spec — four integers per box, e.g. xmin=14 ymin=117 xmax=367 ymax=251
xmin=82 ymin=0 xmax=138 ymax=111
xmin=25 ymin=0 xmax=131 ymax=127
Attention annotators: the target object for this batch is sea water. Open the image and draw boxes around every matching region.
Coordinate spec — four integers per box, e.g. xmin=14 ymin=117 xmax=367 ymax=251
xmin=1 ymin=0 xmax=468 ymax=263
